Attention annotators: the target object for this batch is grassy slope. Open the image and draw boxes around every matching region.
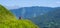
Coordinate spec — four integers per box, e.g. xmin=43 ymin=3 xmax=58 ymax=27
xmin=0 ymin=5 xmax=39 ymax=28
xmin=0 ymin=5 xmax=17 ymax=20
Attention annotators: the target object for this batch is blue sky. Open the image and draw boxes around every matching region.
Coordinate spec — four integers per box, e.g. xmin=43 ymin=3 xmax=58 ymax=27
xmin=0 ymin=0 xmax=60 ymax=9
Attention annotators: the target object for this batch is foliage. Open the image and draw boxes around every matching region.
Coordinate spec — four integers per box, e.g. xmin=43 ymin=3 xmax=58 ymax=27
xmin=0 ymin=5 xmax=39 ymax=28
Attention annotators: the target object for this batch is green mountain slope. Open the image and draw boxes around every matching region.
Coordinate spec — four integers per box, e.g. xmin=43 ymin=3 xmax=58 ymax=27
xmin=0 ymin=5 xmax=39 ymax=28
xmin=0 ymin=5 xmax=17 ymax=20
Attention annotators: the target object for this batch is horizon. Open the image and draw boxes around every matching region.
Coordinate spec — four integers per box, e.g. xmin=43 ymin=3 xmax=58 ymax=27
xmin=7 ymin=6 xmax=60 ymax=10
xmin=0 ymin=0 xmax=60 ymax=9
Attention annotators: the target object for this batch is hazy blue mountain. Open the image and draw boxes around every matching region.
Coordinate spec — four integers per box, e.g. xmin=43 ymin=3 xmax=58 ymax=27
xmin=32 ymin=8 xmax=60 ymax=28
xmin=10 ymin=6 xmax=60 ymax=28
xmin=10 ymin=6 xmax=54 ymax=18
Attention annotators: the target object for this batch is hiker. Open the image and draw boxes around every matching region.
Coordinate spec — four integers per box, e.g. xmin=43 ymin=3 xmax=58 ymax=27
xmin=19 ymin=16 xmax=21 ymax=19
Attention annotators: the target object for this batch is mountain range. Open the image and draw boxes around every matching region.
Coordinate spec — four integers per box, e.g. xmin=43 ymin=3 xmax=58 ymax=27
xmin=10 ymin=6 xmax=54 ymax=18
xmin=10 ymin=6 xmax=60 ymax=28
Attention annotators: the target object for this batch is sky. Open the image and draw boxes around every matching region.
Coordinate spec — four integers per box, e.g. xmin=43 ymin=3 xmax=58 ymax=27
xmin=0 ymin=0 xmax=60 ymax=9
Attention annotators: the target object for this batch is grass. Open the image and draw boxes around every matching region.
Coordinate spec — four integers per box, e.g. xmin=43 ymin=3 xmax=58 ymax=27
xmin=0 ymin=4 xmax=39 ymax=28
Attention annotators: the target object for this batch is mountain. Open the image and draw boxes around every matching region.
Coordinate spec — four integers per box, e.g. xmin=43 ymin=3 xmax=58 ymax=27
xmin=10 ymin=6 xmax=54 ymax=18
xmin=0 ymin=5 xmax=39 ymax=28
xmin=10 ymin=6 xmax=60 ymax=28
xmin=0 ymin=5 xmax=17 ymax=20
xmin=33 ymin=8 xmax=60 ymax=28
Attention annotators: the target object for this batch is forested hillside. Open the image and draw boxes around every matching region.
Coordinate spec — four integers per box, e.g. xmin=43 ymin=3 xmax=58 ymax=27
xmin=33 ymin=9 xmax=60 ymax=28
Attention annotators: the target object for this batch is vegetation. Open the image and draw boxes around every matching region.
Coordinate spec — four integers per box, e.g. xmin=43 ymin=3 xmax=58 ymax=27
xmin=0 ymin=5 xmax=39 ymax=28
xmin=34 ymin=8 xmax=60 ymax=28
